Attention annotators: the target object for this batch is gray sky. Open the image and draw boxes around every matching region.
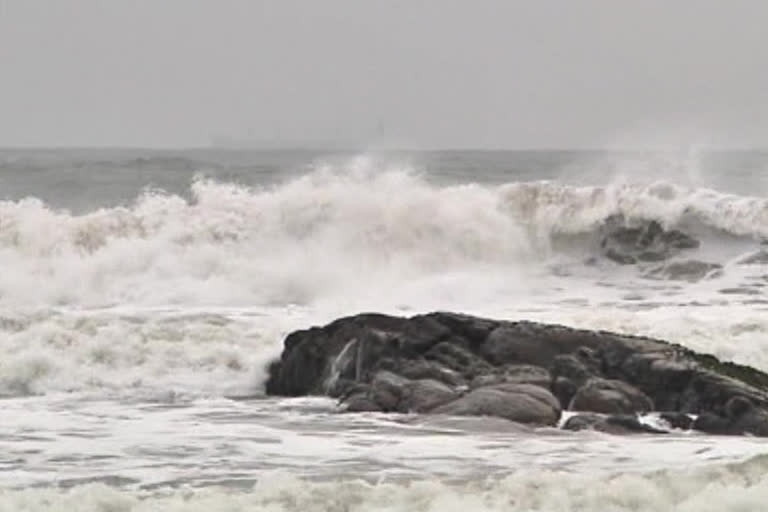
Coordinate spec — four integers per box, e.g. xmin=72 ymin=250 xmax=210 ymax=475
xmin=1 ymin=0 xmax=767 ymax=149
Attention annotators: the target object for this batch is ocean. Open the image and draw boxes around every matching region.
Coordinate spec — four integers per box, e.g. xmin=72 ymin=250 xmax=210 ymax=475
xmin=1 ymin=148 xmax=768 ymax=510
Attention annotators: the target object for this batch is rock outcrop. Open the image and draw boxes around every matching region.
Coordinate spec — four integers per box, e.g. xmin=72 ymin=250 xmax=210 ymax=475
xmin=599 ymin=215 xmax=699 ymax=265
xmin=266 ymin=312 xmax=768 ymax=436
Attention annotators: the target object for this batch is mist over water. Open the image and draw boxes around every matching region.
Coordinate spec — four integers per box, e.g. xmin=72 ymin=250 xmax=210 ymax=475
xmin=1 ymin=149 xmax=768 ymax=510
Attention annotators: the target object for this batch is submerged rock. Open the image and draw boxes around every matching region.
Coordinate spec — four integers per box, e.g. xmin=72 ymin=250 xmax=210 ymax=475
xmin=645 ymin=260 xmax=722 ymax=282
xmin=563 ymin=413 xmax=666 ymax=434
xmin=266 ymin=311 xmax=768 ymax=436
xmin=599 ymin=216 xmax=699 ymax=265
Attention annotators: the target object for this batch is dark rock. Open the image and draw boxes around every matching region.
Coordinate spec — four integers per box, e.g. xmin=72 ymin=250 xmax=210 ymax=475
xmin=370 ymin=371 xmax=407 ymax=411
xmin=551 ymin=351 xmax=601 ymax=388
xmin=646 ymin=260 xmax=722 ymax=282
xmin=659 ymin=412 xmax=694 ymax=430
xmin=425 ymin=341 xmax=493 ymax=379
xmin=693 ymin=396 xmax=768 ymax=436
xmin=599 ymin=216 xmax=699 ymax=265
xmin=549 ymin=350 xmax=603 ymax=407
xmin=563 ymin=413 xmax=667 ymax=434
xmin=333 ymin=380 xmax=370 ymax=402
xmin=344 ymin=393 xmax=382 ymax=412
xmin=481 ymin=323 xmax=606 ymax=368
xmin=433 ymin=384 xmax=561 ymax=426
xmin=569 ymin=378 xmax=654 ymax=414
xmin=397 ymin=359 xmax=466 ymax=387
xmin=678 ymin=371 xmax=768 ymax=415
xmin=620 ymin=353 xmax=696 ymax=410
xmin=605 ymin=248 xmax=637 ymax=265
xmin=660 ymin=229 xmax=700 ymax=250
xmin=692 ymin=412 xmax=731 ymax=435
xmin=423 ymin=312 xmax=498 ymax=346
xmin=636 ymin=250 xmax=671 ymax=262
xmin=552 ymin=377 xmax=579 ymax=409
xmin=470 ymin=364 xmax=551 ymax=389
xmin=348 ymin=371 xmax=459 ymax=414
xmin=487 ymin=383 xmax=562 ymax=411
xmin=266 ymin=311 xmax=768 ymax=436
xmin=396 ymin=314 xmax=452 ymax=354
xmin=400 ymin=379 xmax=459 ymax=413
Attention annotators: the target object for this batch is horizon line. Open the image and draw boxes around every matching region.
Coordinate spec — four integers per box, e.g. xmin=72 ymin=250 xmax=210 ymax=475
xmin=2 ymin=145 xmax=768 ymax=152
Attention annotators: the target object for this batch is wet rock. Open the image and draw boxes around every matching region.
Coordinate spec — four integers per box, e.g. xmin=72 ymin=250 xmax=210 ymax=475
xmin=481 ymin=323 xmax=605 ymax=368
xmin=397 ymin=359 xmax=466 ymax=387
xmin=549 ymin=349 xmax=603 ymax=407
xmin=349 ymin=371 xmax=459 ymax=413
xmin=563 ymin=413 xmax=667 ymax=434
xmin=425 ymin=341 xmax=493 ymax=379
xmin=621 ymin=354 xmax=695 ymax=411
xmin=422 ymin=312 xmax=498 ymax=346
xmin=433 ymin=384 xmax=561 ymax=426
xmin=551 ymin=350 xmax=601 ymax=388
xmin=646 ymin=260 xmax=722 ymax=282
xmin=370 ymin=371 xmax=408 ymax=411
xmin=692 ymin=412 xmax=730 ymax=434
xmin=659 ymin=412 xmax=694 ymax=430
xmin=400 ymin=379 xmax=459 ymax=413
xmin=267 ymin=311 xmax=768 ymax=436
xmin=552 ymin=377 xmax=579 ymax=409
xmin=599 ymin=216 xmax=699 ymax=265
xmin=693 ymin=396 xmax=768 ymax=436
xmin=605 ymin=248 xmax=637 ymax=265
xmin=344 ymin=393 xmax=382 ymax=412
xmin=470 ymin=364 xmax=550 ymax=389
xmin=333 ymin=380 xmax=370 ymax=402
xmin=659 ymin=229 xmax=701 ymax=250
xmin=569 ymin=378 xmax=654 ymax=414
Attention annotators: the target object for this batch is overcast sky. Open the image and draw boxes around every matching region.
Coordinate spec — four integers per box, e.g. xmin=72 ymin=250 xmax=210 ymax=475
xmin=1 ymin=0 xmax=767 ymax=149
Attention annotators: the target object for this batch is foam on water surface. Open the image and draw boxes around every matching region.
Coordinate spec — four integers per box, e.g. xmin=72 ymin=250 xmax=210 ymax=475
xmin=2 ymin=455 xmax=768 ymax=511
xmin=1 ymin=152 xmax=768 ymax=508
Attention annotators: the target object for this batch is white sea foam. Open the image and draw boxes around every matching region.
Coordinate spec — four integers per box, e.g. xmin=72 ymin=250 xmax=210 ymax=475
xmin=0 ymin=162 xmax=767 ymax=397
xmin=0 ymin=162 xmax=766 ymax=309
xmin=2 ymin=454 xmax=768 ymax=512
xmin=1 ymin=156 xmax=768 ymax=508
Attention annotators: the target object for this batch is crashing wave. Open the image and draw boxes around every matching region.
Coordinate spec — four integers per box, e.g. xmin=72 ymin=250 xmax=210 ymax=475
xmin=0 ymin=167 xmax=765 ymax=308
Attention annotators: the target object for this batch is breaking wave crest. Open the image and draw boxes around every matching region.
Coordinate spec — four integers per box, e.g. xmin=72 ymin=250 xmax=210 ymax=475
xmin=1 ymin=160 xmax=767 ymax=397
xmin=0 ymin=163 xmax=766 ymax=308
xmin=3 ymin=454 xmax=768 ymax=512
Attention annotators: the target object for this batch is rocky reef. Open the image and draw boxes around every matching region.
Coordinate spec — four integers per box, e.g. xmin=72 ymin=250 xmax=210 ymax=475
xmin=599 ymin=215 xmax=700 ymax=265
xmin=266 ymin=312 xmax=768 ymax=436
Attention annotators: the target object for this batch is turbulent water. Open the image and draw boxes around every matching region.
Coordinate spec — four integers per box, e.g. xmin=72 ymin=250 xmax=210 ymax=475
xmin=1 ymin=148 xmax=768 ymax=511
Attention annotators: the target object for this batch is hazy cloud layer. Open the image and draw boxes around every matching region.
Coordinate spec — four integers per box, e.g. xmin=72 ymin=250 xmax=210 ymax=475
xmin=1 ymin=0 xmax=767 ymax=148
